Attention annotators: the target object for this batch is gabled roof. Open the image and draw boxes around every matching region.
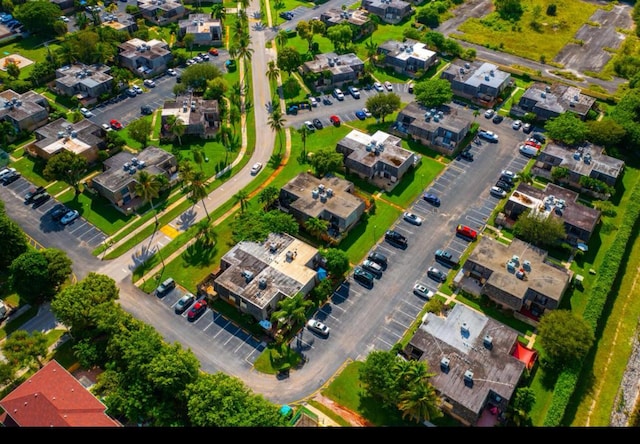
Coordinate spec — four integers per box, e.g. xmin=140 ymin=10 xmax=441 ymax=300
xmin=0 ymin=360 xmax=120 ymax=427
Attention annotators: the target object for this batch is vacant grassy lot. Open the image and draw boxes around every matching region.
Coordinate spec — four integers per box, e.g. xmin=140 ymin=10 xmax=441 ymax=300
xmin=454 ymin=0 xmax=599 ymax=62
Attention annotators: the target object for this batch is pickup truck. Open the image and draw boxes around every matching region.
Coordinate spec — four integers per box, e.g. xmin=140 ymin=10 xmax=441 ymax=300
xmin=385 ymin=230 xmax=407 ymax=248
xmin=435 ymin=249 xmax=459 ymax=268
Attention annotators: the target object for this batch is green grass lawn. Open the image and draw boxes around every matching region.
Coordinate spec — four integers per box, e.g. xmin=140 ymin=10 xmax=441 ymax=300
xmin=454 ymin=0 xmax=600 ymax=63
xmin=57 ymin=188 xmax=136 ymax=235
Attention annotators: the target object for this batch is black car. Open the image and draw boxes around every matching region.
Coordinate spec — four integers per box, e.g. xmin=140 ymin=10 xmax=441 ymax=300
xmin=353 ymin=267 xmax=374 ymax=289
xmin=31 ymin=192 xmax=51 ymax=208
xmin=435 ymin=249 xmax=459 ymax=268
xmin=531 ymin=132 xmax=546 ymax=144
xmin=495 ymin=180 xmax=513 ymax=191
xmin=423 ymin=193 xmax=441 ymax=206
xmin=367 ymin=251 xmax=388 ymax=269
xmin=50 ymin=204 xmax=69 ymax=221
xmin=141 ymin=105 xmax=153 ymax=115
xmin=312 ymin=118 xmax=323 ymax=130
xmin=24 ymin=186 xmax=46 ymax=204
xmin=459 ymin=150 xmax=474 ymax=161
xmin=279 ymin=11 xmax=293 ymax=20
xmin=155 ymin=277 xmax=176 ymax=297
xmin=1 ymin=170 xmax=20 ymax=185
xmin=427 ymin=266 xmax=447 ymax=283
xmin=322 ymin=96 xmax=332 ymax=105
xmin=492 ymin=114 xmax=504 ymax=124
xmin=499 ymin=174 xmax=515 ymax=185
xmin=385 ymin=230 xmax=407 ymax=248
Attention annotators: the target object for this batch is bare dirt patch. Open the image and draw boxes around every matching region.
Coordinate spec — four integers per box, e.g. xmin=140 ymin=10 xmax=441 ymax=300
xmin=0 ymin=53 xmax=33 ymax=71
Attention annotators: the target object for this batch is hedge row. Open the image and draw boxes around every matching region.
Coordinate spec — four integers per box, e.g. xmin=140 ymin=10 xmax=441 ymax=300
xmin=542 ymin=179 xmax=640 ymax=426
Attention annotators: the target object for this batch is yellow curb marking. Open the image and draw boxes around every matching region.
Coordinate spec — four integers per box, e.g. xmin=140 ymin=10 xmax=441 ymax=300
xmin=160 ymin=224 xmax=180 ymax=239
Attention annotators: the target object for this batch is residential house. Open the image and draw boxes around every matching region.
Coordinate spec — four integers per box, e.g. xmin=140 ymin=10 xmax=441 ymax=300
xmin=393 ymin=101 xmax=472 ymax=155
xmin=279 ymin=172 xmax=366 ymax=239
xmin=0 ymin=89 xmax=49 ymax=135
xmin=178 ymin=13 xmax=223 ymax=46
xmin=300 ymin=52 xmax=365 ymax=92
xmin=515 ymin=82 xmax=596 ymax=121
xmin=50 ymin=0 xmax=75 ymax=13
xmin=319 ymin=8 xmax=374 ymax=38
xmin=54 ymin=64 xmax=113 ymax=101
xmin=533 ymin=142 xmax=624 ymax=188
xmin=503 ymin=182 xmax=601 ymax=246
xmin=161 ymin=92 xmax=220 ymax=139
xmin=459 ymin=236 xmax=572 ymax=323
xmin=137 ymin=0 xmax=186 ymax=25
xmin=361 ymin=0 xmax=413 ymax=24
xmin=0 ymin=360 xmax=121 ymax=427
xmin=90 ymin=146 xmax=178 ymax=213
xmin=441 ymin=60 xmax=511 ymax=107
xmin=335 ymin=129 xmax=416 ymax=190
xmin=100 ymin=11 xmax=139 ymax=34
xmin=376 ymin=39 xmax=437 ymax=77
xmin=118 ymin=38 xmax=172 ymax=78
xmin=25 ymin=117 xmax=105 ymax=163
xmin=212 ymin=232 xmax=322 ymax=322
xmin=403 ymin=304 xmax=532 ymax=427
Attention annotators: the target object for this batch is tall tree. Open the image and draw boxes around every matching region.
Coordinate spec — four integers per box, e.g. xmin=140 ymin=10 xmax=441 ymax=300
xmin=258 ymin=185 xmax=279 ymax=211
xmin=165 ymin=114 xmax=185 ymax=145
xmin=365 ymin=92 xmax=401 ymax=123
xmin=192 ymin=147 xmax=205 ymax=172
xmin=42 ymin=150 xmax=87 ymax=195
xmin=270 ymin=293 xmax=313 ymax=333
xmin=127 ymin=118 xmax=152 ymax=148
xmin=414 ymin=78 xmax=453 ymax=108
xmin=266 ymin=60 xmax=280 ymax=85
xmin=297 ymin=125 xmax=310 ymax=160
xmin=1 ymin=330 xmax=48 ymax=371
xmin=0 ymin=213 xmax=29 ymax=268
xmin=537 ymin=309 xmax=594 ymax=368
xmin=188 ymin=170 xmax=210 ymax=220
xmin=545 ymin=112 xmax=588 ymax=146
xmin=134 ymin=171 xmax=163 ymax=226
xmin=304 ymin=216 xmax=329 ymax=239
xmin=512 ymin=209 xmax=566 ymax=248
xmin=267 ymin=108 xmax=286 ymax=153
xmin=234 ymin=189 xmax=249 ymax=213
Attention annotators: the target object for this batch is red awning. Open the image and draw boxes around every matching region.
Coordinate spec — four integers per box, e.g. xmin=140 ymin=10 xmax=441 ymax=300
xmin=513 ymin=342 xmax=537 ymax=370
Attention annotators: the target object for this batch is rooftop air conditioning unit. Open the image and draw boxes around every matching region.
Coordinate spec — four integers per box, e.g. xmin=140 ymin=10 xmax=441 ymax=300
xmin=483 ymin=335 xmax=493 ymax=349
xmin=137 ymin=160 xmax=146 ymax=169
xmin=545 ymin=85 xmax=551 ymax=92
xmin=464 ymin=62 xmax=470 ymax=69
xmin=326 ymin=188 xmax=333 ymax=197
xmin=541 ymin=92 xmax=546 ymax=98
xmin=131 ymin=157 xmax=138 ymax=165
xmin=440 ymin=357 xmax=450 ymax=373
xmin=242 ymin=269 xmax=254 ymax=282
xmin=523 ymin=260 xmax=531 ymax=271
xmin=464 ymin=370 xmax=474 ymax=387
xmin=311 ymin=188 xmax=319 ymax=199
xmin=258 ymin=278 xmax=267 ymax=289
xmin=461 ymin=322 xmax=469 ymax=336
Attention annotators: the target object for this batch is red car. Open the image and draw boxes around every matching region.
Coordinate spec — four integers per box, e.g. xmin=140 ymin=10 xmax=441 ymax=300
xmin=456 ymin=224 xmax=478 ymax=241
xmin=208 ymin=47 xmax=219 ymax=56
xmin=110 ymin=119 xmax=123 ymax=130
xmin=329 ymin=115 xmax=341 ymax=126
xmin=187 ymin=298 xmax=207 ymax=322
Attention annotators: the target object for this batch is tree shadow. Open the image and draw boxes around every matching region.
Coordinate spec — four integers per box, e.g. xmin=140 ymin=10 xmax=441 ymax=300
xmin=181 ymin=239 xmax=217 ymax=266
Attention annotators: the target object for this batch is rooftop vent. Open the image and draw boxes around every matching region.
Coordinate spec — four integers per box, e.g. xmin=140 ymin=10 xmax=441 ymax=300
xmin=541 ymin=92 xmax=546 ymax=98
xmin=511 ymin=255 xmax=519 ymax=266
xmin=258 ymin=277 xmax=267 ymax=289
xmin=573 ymin=151 xmax=581 ymax=160
xmin=440 ymin=357 xmax=450 ymax=373
xmin=545 ymin=85 xmax=551 ymax=92
xmin=131 ymin=157 xmax=138 ymax=165
xmin=123 ymin=162 xmax=130 ymax=170
xmin=318 ymin=183 xmax=325 ymax=192
xmin=128 ymin=166 xmax=136 ymax=174
xmin=461 ymin=322 xmax=469 ymax=337
xmin=459 ymin=67 xmax=465 ymax=74
xmin=490 ymin=70 xmax=495 ymax=76
xmin=484 ymin=75 xmax=490 ymax=81
xmin=483 ymin=335 xmax=493 ymax=349
xmin=522 ymin=260 xmax=531 ymax=271
xmin=311 ymin=188 xmax=319 ymax=199
xmin=464 ymin=62 xmax=470 ymax=69
xmin=242 ymin=269 xmax=254 ymax=282
xmin=506 ymin=261 xmax=516 ymax=272
xmin=464 ymin=370 xmax=474 ymax=387
xmin=320 ymin=194 xmax=327 ymax=203
xmin=326 ymin=188 xmax=333 ymax=197
xmin=137 ymin=160 xmax=146 ymax=169
xmin=269 ymin=242 xmax=278 ymax=253
xmin=584 ymin=153 xmax=592 ymax=164
xmin=286 ymin=250 xmax=294 ymax=261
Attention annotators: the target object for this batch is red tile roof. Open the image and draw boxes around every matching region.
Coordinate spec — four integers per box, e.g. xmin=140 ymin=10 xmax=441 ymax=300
xmin=0 ymin=360 xmax=121 ymax=427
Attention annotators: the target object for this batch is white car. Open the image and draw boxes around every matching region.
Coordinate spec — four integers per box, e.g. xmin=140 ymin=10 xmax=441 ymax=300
xmin=512 ymin=120 xmax=523 ymax=130
xmin=60 ymin=209 xmax=80 ymax=225
xmin=373 ymin=82 xmax=384 ymax=92
xmin=484 ymin=109 xmax=495 ymax=119
xmin=362 ymin=107 xmax=372 ymax=118
xmin=133 ymin=85 xmax=143 ymax=94
xmin=403 ymin=212 xmax=423 ymax=226
xmin=143 ymin=79 xmax=156 ymax=88
xmin=384 ymin=81 xmax=393 ymax=91
xmin=490 ymin=186 xmax=507 ymax=198
xmin=167 ymin=68 xmax=177 ymax=76
xmin=501 ymin=169 xmax=518 ymax=180
xmin=307 ymin=319 xmax=330 ymax=336
xmin=101 ymin=123 xmax=112 ymax=132
xmin=309 ymin=97 xmax=318 ymax=107
xmin=250 ymin=162 xmax=262 ymax=175
xmin=79 ymin=107 xmax=93 ymax=118
xmin=413 ymin=283 xmax=434 ymax=299
xmin=304 ymin=121 xmax=316 ymax=131
xmin=333 ymin=88 xmax=344 ymax=101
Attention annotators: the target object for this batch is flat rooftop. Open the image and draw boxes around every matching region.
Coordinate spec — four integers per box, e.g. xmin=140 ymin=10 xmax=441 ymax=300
xmin=399 ymin=101 xmax=471 ymax=133
xmin=92 ymin=146 xmax=173 ymax=192
xmin=444 ymin=61 xmax=509 ymax=89
xmin=541 ymin=142 xmax=624 ymax=180
xmin=338 ymin=129 xmax=413 ymax=168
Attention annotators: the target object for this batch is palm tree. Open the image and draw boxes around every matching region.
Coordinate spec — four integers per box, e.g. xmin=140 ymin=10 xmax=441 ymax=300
xmin=192 ymin=147 xmax=205 ymax=171
xmin=134 ymin=171 xmax=163 ymax=226
xmin=304 ymin=217 xmax=329 ymax=239
xmin=234 ymin=189 xmax=249 ymax=213
xmin=266 ymin=60 xmax=280 ymax=85
xmin=397 ymin=381 xmax=442 ymax=424
xmin=165 ymin=115 xmax=185 ymax=145
xmin=188 ymin=171 xmax=210 ymax=220
xmin=297 ymin=126 xmax=310 ymax=161
xmin=197 ymin=221 xmax=216 ymax=248
xmin=267 ymin=108 xmax=286 ymax=154
xmin=276 ymin=30 xmax=289 ymax=49
xmin=211 ymin=3 xmax=226 ymax=21
xmin=258 ymin=186 xmax=279 ymax=211
xmin=178 ymin=160 xmax=195 ymax=189
xmin=270 ymin=293 xmax=313 ymax=335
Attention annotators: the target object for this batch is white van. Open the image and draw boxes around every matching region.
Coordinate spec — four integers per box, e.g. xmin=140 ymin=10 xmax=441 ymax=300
xmin=0 ymin=167 xmax=16 ymax=179
xmin=519 ymin=144 xmax=538 ymax=157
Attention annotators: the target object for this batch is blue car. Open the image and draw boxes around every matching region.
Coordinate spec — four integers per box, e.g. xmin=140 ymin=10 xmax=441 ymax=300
xmin=355 ymin=110 xmax=366 ymax=120
xmin=423 ymin=193 xmax=441 ymax=206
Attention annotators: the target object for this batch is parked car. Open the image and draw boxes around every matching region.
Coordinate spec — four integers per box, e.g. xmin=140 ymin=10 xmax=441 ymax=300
xmin=456 ymin=224 xmax=478 ymax=241
xmin=250 ymin=162 xmax=262 ymax=175
xmin=531 ymin=132 xmax=546 ymax=144
xmin=101 ymin=123 xmax=112 ymax=132
xmin=459 ymin=150 xmax=474 ymax=161
xmin=348 ymin=86 xmax=360 ymax=99
xmin=187 ymin=298 xmax=208 ymax=321
xmin=484 ymin=109 xmax=495 ymax=119
xmin=140 ymin=105 xmax=153 ymax=115
xmin=133 ymin=85 xmax=143 ymax=94
xmin=490 ymin=186 xmax=507 ymax=198
xmin=355 ymin=110 xmax=366 ymax=120
xmin=312 ymin=118 xmax=323 ymax=129
xmin=79 ymin=107 xmax=93 ymax=118
xmin=495 ymin=180 xmax=513 ymax=191
xmin=208 ymin=47 xmax=219 ymax=56
xmin=353 ymin=266 xmax=374 ymax=288
xmin=307 ymin=319 xmax=330 ymax=336
xmin=175 ymin=293 xmax=196 ymax=314
xmin=143 ymin=79 xmax=156 ymax=88
xmin=110 ymin=119 xmax=123 ymax=130
xmin=302 ymin=120 xmax=315 ymax=132
xmin=155 ymin=277 xmax=176 ymax=297
xmin=427 ymin=266 xmax=447 ymax=283
xmin=166 ymin=68 xmax=177 ymax=76
xmin=31 ymin=192 xmax=50 ymax=208
xmin=367 ymin=251 xmax=388 ymax=269
xmin=362 ymin=107 xmax=372 ymax=118
xmin=361 ymin=259 xmax=383 ymax=278
xmin=309 ymin=97 xmax=318 ymax=107
xmin=322 ymin=96 xmax=333 ymax=105
xmin=373 ymin=82 xmax=384 ymax=92
xmin=384 ymin=81 xmax=393 ymax=91
xmin=0 ymin=167 xmax=16 ymax=180
xmin=512 ymin=119 xmax=523 ymax=130
xmin=385 ymin=230 xmax=407 ymax=248
xmin=413 ymin=283 xmax=434 ymax=299
xmin=24 ymin=186 xmax=46 ymax=204
xmin=435 ymin=249 xmax=459 ymax=268
xmin=332 ymin=88 xmax=344 ymax=101
xmin=423 ymin=193 xmax=441 ymax=206
xmin=60 ymin=209 xmax=80 ymax=225
xmin=126 ymin=88 xmax=137 ymax=97
xmin=519 ymin=144 xmax=539 ymax=158
xmin=500 ymin=170 xmax=518 ymax=181
xmin=279 ymin=11 xmax=293 ymax=20
xmin=492 ymin=114 xmax=504 ymax=124
xmin=50 ymin=204 xmax=69 ymax=221
xmin=1 ymin=170 xmax=20 ymax=185
xmin=478 ymin=129 xmax=499 ymax=143
xmin=522 ymin=122 xmax=533 ymax=133
xmin=403 ymin=212 xmax=423 ymax=226
xmin=329 ymin=115 xmax=341 ymax=126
